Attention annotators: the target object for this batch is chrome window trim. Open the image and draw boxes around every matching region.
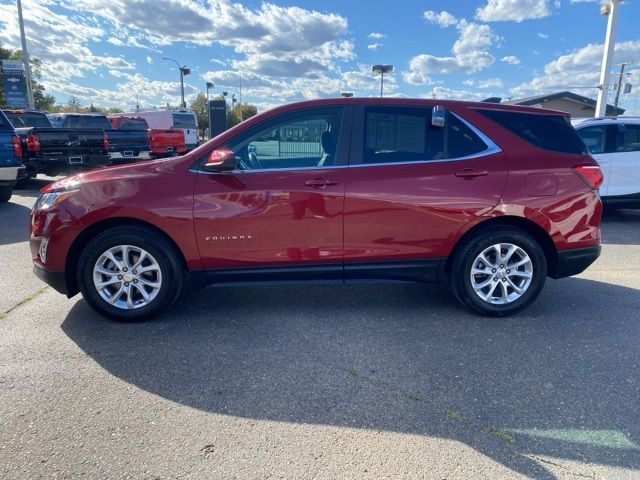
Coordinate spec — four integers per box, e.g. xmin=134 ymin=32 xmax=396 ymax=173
xmin=192 ymin=111 xmax=501 ymax=174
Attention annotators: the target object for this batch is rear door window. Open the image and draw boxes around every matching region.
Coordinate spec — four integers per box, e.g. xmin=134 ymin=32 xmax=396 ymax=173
xmin=615 ymin=124 xmax=640 ymax=153
xmin=63 ymin=116 xmax=112 ymax=129
xmin=478 ymin=109 xmax=587 ymax=155
xmin=362 ymin=107 xmax=488 ymax=164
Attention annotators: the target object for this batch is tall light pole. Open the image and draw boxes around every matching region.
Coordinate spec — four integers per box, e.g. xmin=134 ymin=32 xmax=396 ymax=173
xmin=16 ymin=0 xmax=35 ymax=109
xmin=205 ymin=81 xmax=214 ymax=139
xmin=595 ymin=0 xmax=622 ymax=118
xmin=372 ymin=64 xmax=393 ymax=97
xmin=163 ymin=57 xmax=190 ymax=109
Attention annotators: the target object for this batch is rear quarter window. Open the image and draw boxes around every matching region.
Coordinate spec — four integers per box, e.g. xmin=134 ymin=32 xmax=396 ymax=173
xmin=478 ymin=109 xmax=587 ymax=155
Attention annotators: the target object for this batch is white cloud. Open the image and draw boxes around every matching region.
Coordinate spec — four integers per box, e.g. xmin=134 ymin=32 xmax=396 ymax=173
xmin=424 ymin=86 xmax=488 ymax=101
xmin=146 ymin=56 xmax=153 ymax=64
xmin=501 ymin=55 xmax=521 ymax=65
xmin=0 ymin=0 xmax=134 ymax=80
xmin=514 ymin=40 xmax=640 ymax=96
xmin=423 ymin=10 xmax=459 ymax=27
xmin=73 ymin=0 xmax=353 ymax=78
xmin=367 ymin=43 xmax=382 ymax=51
xmin=476 ymin=0 xmax=552 ymax=22
xmin=403 ymin=17 xmax=499 ymax=84
xmin=478 ymin=78 xmax=505 ymax=89
xmin=537 ymin=32 xmax=549 ymax=39
xmin=368 ymin=32 xmax=387 ymax=39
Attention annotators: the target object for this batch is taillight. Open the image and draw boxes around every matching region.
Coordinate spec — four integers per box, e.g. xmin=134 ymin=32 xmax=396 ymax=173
xmin=12 ymin=134 xmax=22 ymax=157
xmin=574 ymin=164 xmax=604 ymax=189
xmin=27 ymin=132 xmax=40 ymax=152
xmin=103 ymin=133 xmax=109 ymax=152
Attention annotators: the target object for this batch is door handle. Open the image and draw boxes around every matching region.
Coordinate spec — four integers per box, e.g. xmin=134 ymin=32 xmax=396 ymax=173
xmin=305 ymin=178 xmax=339 ymax=188
xmin=455 ymin=168 xmax=489 ymax=179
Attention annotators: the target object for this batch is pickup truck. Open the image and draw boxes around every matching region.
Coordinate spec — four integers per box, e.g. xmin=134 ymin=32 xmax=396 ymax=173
xmin=48 ymin=113 xmax=150 ymax=163
xmin=0 ymin=110 xmax=26 ymax=202
xmin=108 ymin=115 xmax=186 ymax=158
xmin=3 ymin=110 xmax=110 ymax=179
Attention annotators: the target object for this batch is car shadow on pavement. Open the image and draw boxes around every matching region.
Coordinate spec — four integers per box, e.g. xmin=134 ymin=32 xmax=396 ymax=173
xmin=601 ymin=207 xmax=640 ymax=245
xmin=61 ymin=278 xmax=640 ymax=479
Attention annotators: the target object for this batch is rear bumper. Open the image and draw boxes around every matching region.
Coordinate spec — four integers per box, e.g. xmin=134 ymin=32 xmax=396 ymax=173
xmin=0 ymin=166 xmax=19 ymax=182
xmin=602 ymin=192 xmax=640 ymax=207
xmin=33 ymin=264 xmax=68 ymax=295
xmin=27 ymin=155 xmax=111 ymax=173
xmin=550 ymin=245 xmax=601 ymax=279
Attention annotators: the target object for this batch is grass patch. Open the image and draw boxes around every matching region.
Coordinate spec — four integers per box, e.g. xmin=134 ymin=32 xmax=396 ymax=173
xmin=487 ymin=426 xmax=514 ymax=445
xmin=446 ymin=409 xmax=470 ymax=423
xmin=1 ymin=286 xmax=48 ymax=319
xmin=406 ymin=393 xmax=423 ymax=401
xmin=347 ymin=367 xmax=358 ymax=378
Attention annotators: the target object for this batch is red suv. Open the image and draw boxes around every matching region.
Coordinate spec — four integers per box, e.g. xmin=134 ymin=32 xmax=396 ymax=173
xmin=29 ymin=98 xmax=603 ymax=321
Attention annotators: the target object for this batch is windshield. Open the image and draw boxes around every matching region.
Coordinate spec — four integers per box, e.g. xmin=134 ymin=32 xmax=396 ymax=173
xmin=5 ymin=112 xmax=52 ymax=128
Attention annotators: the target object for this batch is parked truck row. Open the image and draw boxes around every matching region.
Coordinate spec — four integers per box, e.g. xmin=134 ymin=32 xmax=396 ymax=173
xmin=0 ymin=108 xmax=197 ymax=201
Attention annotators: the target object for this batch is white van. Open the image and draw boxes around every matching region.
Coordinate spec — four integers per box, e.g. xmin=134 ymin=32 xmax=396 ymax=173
xmin=112 ymin=110 xmax=199 ymax=151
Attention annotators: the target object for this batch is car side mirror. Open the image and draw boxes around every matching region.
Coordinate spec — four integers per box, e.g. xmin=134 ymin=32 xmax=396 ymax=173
xmin=205 ymin=147 xmax=236 ymax=171
xmin=431 ymin=105 xmax=446 ymax=128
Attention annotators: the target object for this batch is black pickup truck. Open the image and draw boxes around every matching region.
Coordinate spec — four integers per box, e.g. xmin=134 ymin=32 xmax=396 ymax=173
xmin=3 ymin=110 xmax=110 ymax=178
xmin=48 ymin=113 xmax=150 ymax=162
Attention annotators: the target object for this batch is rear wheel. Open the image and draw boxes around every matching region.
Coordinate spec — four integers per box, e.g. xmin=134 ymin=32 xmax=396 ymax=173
xmin=77 ymin=226 xmax=184 ymax=321
xmin=450 ymin=228 xmax=547 ymax=316
xmin=0 ymin=185 xmax=12 ymax=203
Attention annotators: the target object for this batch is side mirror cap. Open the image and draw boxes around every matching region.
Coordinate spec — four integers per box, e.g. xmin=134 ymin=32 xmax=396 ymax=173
xmin=205 ymin=147 xmax=236 ymax=171
xmin=431 ymin=105 xmax=446 ymax=128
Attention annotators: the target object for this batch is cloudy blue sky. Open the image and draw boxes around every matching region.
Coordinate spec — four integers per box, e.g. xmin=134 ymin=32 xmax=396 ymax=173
xmin=1 ymin=0 xmax=639 ymax=113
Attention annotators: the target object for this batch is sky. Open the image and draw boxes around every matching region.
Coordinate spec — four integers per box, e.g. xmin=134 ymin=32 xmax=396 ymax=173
xmin=1 ymin=0 xmax=640 ymax=114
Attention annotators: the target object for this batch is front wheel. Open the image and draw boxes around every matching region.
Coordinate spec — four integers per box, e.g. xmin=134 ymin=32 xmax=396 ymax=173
xmin=77 ymin=226 xmax=184 ymax=321
xmin=449 ymin=228 xmax=547 ymax=316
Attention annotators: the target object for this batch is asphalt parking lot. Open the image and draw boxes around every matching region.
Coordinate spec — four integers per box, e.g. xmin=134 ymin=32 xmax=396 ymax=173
xmin=1 ymin=182 xmax=639 ymax=480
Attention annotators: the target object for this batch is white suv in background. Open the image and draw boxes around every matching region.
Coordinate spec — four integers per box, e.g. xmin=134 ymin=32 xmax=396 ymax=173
xmin=575 ymin=117 xmax=640 ymax=206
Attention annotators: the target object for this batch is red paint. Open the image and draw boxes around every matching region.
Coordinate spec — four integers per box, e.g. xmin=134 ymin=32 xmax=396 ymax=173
xmin=30 ymin=97 xmax=602 ymax=289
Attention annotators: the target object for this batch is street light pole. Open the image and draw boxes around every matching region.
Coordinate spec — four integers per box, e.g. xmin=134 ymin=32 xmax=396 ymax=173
xmin=16 ymin=0 xmax=35 ymax=109
xmin=595 ymin=0 xmax=622 ymax=118
xmin=163 ymin=57 xmax=190 ymax=109
xmin=372 ymin=64 xmax=393 ymax=97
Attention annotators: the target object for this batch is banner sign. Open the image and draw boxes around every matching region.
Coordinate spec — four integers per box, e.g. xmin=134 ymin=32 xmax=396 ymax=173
xmin=2 ymin=60 xmax=28 ymax=108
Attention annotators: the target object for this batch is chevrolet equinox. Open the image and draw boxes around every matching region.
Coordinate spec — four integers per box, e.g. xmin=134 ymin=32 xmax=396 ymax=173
xmin=30 ymin=98 xmax=603 ymax=321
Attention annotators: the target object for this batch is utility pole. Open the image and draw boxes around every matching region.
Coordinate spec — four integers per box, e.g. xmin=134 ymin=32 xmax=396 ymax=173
xmin=613 ymin=62 xmax=628 ymax=110
xmin=16 ymin=0 xmax=35 ymax=109
xmin=595 ymin=0 xmax=622 ymax=118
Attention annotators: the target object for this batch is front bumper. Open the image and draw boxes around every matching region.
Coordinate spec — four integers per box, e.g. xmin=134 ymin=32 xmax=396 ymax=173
xmin=550 ymin=245 xmax=601 ymax=279
xmin=33 ymin=264 xmax=68 ymax=295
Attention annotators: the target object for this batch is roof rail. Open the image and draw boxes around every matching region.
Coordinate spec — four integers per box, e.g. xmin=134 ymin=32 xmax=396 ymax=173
xmin=581 ymin=116 xmax=640 ymax=122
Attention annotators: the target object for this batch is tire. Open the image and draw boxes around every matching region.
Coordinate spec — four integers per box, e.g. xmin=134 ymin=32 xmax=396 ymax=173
xmin=449 ymin=227 xmax=547 ymax=316
xmin=77 ymin=226 xmax=184 ymax=322
xmin=0 ymin=185 xmax=12 ymax=203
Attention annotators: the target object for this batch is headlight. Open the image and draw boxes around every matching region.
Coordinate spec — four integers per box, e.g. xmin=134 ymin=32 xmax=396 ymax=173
xmin=32 ymin=190 xmax=79 ymax=211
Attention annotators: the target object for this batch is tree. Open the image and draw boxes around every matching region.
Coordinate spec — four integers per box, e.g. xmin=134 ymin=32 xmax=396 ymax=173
xmin=226 ymin=102 xmax=258 ymax=129
xmin=189 ymin=92 xmax=208 ymax=139
xmin=63 ymin=95 xmax=83 ymax=112
xmin=0 ymin=45 xmax=56 ymax=110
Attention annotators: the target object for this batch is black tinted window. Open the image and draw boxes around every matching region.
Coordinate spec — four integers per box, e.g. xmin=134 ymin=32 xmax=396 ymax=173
xmin=364 ymin=108 xmax=444 ymax=164
xmin=479 ymin=109 xmax=587 ymax=155
xmin=64 ymin=116 xmax=111 ymax=129
xmin=119 ymin=118 xmax=148 ymax=130
xmin=577 ymin=125 xmax=608 ymax=154
xmin=173 ymin=114 xmax=196 ymax=128
xmin=615 ymin=124 xmax=640 ymax=153
xmin=5 ymin=112 xmax=51 ymax=128
xmin=446 ymin=113 xmax=488 ymax=158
